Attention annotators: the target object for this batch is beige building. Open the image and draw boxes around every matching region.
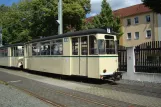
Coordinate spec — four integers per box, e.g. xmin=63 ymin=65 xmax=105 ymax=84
xmin=114 ymin=3 xmax=161 ymax=47
xmin=86 ymin=3 xmax=161 ymax=47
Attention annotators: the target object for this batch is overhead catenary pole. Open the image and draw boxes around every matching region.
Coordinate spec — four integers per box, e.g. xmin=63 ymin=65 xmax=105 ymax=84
xmin=58 ymin=0 xmax=63 ymax=34
xmin=0 ymin=27 xmax=2 ymax=47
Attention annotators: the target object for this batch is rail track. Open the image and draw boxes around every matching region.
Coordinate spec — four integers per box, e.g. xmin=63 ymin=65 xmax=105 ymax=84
xmin=0 ymin=80 xmax=111 ymax=107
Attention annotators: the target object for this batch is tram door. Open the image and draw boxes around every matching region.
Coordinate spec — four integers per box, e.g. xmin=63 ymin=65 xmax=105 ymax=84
xmin=72 ymin=37 xmax=88 ymax=76
xmin=80 ymin=36 xmax=88 ymax=76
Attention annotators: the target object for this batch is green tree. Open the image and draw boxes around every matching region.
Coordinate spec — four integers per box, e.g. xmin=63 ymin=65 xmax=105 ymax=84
xmin=142 ymin=0 xmax=161 ymax=14
xmin=85 ymin=0 xmax=123 ymax=39
xmin=0 ymin=0 xmax=91 ymax=44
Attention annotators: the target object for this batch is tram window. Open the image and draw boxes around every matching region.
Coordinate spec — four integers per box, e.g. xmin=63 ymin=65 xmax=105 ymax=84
xmin=0 ymin=49 xmax=1 ymax=57
xmin=40 ymin=42 xmax=51 ymax=55
xmin=11 ymin=47 xmax=14 ymax=56
xmin=51 ymin=39 xmax=63 ymax=55
xmin=98 ymin=40 xmax=106 ymax=54
xmin=81 ymin=36 xmax=88 ymax=55
xmin=89 ymin=36 xmax=98 ymax=55
xmin=14 ymin=47 xmax=19 ymax=57
xmin=72 ymin=38 xmax=78 ymax=55
xmin=56 ymin=39 xmax=63 ymax=55
xmin=106 ymin=40 xmax=115 ymax=54
xmin=17 ymin=46 xmax=24 ymax=56
xmin=32 ymin=43 xmax=40 ymax=56
xmin=4 ymin=48 xmax=8 ymax=56
xmin=0 ymin=49 xmax=4 ymax=57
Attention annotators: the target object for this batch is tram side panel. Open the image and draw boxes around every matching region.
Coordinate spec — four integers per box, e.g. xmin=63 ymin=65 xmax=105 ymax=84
xmin=27 ymin=57 xmax=64 ymax=75
xmin=87 ymin=57 xmax=100 ymax=79
xmin=26 ymin=37 xmax=71 ymax=76
xmin=0 ymin=47 xmax=10 ymax=67
xmin=99 ymin=56 xmax=118 ymax=76
xmin=10 ymin=57 xmax=24 ymax=68
xmin=0 ymin=57 xmax=10 ymax=67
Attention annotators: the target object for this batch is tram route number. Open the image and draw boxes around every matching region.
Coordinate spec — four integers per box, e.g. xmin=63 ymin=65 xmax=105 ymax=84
xmin=64 ymin=38 xmax=69 ymax=42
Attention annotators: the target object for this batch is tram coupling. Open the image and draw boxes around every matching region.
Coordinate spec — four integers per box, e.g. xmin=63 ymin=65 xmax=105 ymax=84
xmin=102 ymin=71 xmax=122 ymax=81
xmin=113 ymin=72 xmax=122 ymax=81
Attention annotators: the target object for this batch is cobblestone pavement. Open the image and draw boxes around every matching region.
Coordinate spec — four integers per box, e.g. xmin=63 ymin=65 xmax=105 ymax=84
xmin=0 ymin=83 xmax=53 ymax=107
xmin=0 ymin=68 xmax=161 ymax=107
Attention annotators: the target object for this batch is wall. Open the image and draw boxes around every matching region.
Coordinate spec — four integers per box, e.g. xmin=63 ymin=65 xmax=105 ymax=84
xmin=122 ymin=47 xmax=161 ymax=83
xmin=121 ymin=12 xmax=157 ymax=47
xmin=158 ymin=14 xmax=161 ymax=41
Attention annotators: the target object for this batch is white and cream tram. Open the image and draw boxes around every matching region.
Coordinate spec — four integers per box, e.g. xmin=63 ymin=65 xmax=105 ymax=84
xmin=0 ymin=29 xmax=122 ymax=80
xmin=0 ymin=43 xmax=24 ymax=68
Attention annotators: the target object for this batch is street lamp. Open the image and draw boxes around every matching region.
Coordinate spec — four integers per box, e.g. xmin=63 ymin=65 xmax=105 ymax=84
xmin=57 ymin=0 xmax=63 ymax=34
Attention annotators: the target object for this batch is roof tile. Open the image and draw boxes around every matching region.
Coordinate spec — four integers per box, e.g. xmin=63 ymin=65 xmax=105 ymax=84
xmin=86 ymin=3 xmax=152 ymax=23
xmin=113 ymin=3 xmax=152 ymax=18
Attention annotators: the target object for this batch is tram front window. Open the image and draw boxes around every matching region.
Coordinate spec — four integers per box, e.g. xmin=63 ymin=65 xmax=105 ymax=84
xmin=98 ymin=39 xmax=117 ymax=54
xmin=98 ymin=40 xmax=106 ymax=54
xmin=106 ymin=40 xmax=116 ymax=54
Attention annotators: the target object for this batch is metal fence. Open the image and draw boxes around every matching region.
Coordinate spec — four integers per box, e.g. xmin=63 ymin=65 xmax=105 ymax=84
xmin=135 ymin=41 xmax=161 ymax=73
xmin=118 ymin=45 xmax=127 ymax=72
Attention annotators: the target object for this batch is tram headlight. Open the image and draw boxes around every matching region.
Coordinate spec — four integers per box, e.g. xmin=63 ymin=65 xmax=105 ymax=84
xmin=103 ymin=69 xmax=106 ymax=73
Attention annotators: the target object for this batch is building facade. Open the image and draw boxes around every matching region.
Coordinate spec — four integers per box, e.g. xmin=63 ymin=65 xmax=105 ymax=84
xmin=114 ymin=4 xmax=161 ymax=47
xmin=86 ymin=3 xmax=161 ymax=47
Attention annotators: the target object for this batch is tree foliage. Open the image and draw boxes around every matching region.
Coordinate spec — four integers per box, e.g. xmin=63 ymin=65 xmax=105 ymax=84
xmin=85 ymin=0 xmax=123 ymax=39
xmin=0 ymin=0 xmax=91 ymax=44
xmin=142 ymin=0 xmax=161 ymax=14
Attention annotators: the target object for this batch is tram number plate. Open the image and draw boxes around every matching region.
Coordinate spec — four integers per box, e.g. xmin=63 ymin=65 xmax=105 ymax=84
xmin=64 ymin=38 xmax=69 ymax=42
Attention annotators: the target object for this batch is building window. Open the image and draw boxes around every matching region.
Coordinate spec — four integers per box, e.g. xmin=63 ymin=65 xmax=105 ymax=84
xmin=134 ymin=17 xmax=139 ymax=24
xmin=127 ymin=33 xmax=131 ymax=40
xmin=146 ymin=15 xmax=151 ymax=22
xmin=127 ymin=19 xmax=131 ymax=26
xmin=146 ymin=30 xmax=152 ymax=38
xmin=135 ymin=32 xmax=139 ymax=40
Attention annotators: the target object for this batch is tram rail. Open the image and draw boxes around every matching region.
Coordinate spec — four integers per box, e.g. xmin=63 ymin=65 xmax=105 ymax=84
xmin=0 ymin=79 xmax=112 ymax=107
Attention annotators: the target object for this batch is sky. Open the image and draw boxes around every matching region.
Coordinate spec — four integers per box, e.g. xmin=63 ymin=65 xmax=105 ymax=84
xmin=87 ymin=0 xmax=142 ymax=17
xmin=0 ymin=0 xmax=142 ymax=17
xmin=0 ymin=0 xmax=19 ymax=6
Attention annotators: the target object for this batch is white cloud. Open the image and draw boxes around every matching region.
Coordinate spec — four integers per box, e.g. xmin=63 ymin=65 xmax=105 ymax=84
xmin=88 ymin=0 xmax=142 ymax=17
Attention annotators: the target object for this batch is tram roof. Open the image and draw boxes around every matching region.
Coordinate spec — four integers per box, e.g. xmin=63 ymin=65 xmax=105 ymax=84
xmin=28 ymin=28 xmax=116 ymax=43
xmin=0 ymin=28 xmax=117 ymax=48
xmin=0 ymin=43 xmax=24 ymax=48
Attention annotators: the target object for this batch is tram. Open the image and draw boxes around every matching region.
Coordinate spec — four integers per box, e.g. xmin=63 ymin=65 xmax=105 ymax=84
xmin=0 ymin=28 xmax=122 ymax=81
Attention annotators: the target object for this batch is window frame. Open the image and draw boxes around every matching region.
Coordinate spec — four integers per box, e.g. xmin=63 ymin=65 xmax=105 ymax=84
xmin=127 ymin=33 xmax=132 ymax=40
xmin=146 ymin=30 xmax=152 ymax=38
xmin=50 ymin=39 xmax=63 ymax=56
xmin=134 ymin=32 xmax=139 ymax=40
xmin=134 ymin=17 xmax=139 ymax=24
xmin=127 ymin=19 xmax=131 ymax=26
xmin=89 ymin=35 xmax=98 ymax=55
xmin=71 ymin=37 xmax=79 ymax=56
xmin=146 ymin=15 xmax=151 ymax=23
xmin=32 ymin=42 xmax=41 ymax=56
xmin=40 ymin=41 xmax=51 ymax=56
xmin=80 ymin=36 xmax=88 ymax=56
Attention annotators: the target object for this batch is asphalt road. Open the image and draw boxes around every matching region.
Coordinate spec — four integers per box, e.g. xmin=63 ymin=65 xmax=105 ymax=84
xmin=0 ymin=69 xmax=146 ymax=107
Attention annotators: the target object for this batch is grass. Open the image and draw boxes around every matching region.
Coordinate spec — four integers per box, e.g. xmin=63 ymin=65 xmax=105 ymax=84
xmin=0 ymin=80 xmax=8 ymax=85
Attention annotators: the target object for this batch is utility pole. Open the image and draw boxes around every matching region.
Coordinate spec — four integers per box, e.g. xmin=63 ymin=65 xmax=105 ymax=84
xmin=0 ymin=27 xmax=2 ymax=47
xmin=58 ymin=0 xmax=63 ymax=34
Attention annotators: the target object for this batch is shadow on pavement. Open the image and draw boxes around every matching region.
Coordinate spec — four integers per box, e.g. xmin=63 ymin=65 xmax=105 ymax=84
xmin=0 ymin=66 xmax=118 ymax=85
